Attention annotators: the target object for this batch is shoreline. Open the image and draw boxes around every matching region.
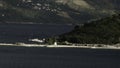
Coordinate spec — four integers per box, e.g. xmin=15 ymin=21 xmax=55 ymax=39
xmin=0 ymin=43 xmax=120 ymax=50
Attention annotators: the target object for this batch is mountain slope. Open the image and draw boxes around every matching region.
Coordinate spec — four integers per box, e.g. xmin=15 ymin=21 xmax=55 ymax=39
xmin=0 ymin=0 xmax=120 ymax=24
xmin=58 ymin=14 xmax=120 ymax=44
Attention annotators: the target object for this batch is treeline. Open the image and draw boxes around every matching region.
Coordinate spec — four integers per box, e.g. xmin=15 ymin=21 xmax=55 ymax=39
xmin=58 ymin=14 xmax=120 ymax=44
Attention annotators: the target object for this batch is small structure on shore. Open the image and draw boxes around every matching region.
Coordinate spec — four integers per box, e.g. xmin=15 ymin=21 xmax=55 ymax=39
xmin=54 ymin=42 xmax=57 ymax=46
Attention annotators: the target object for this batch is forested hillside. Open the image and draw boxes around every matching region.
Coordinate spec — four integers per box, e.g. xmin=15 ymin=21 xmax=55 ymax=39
xmin=58 ymin=14 xmax=120 ymax=44
xmin=0 ymin=0 xmax=120 ymax=24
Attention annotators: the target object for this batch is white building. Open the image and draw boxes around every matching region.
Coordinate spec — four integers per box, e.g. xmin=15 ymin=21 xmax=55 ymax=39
xmin=54 ymin=42 xmax=57 ymax=46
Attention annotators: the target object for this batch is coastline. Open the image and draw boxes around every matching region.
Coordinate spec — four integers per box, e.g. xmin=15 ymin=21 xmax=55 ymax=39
xmin=0 ymin=43 xmax=120 ymax=50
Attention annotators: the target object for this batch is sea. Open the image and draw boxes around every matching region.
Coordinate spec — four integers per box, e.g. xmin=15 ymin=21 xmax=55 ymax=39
xmin=0 ymin=46 xmax=120 ymax=68
xmin=0 ymin=24 xmax=120 ymax=68
xmin=0 ymin=24 xmax=74 ymax=43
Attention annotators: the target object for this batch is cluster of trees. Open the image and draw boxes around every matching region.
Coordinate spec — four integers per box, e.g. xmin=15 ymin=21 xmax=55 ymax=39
xmin=58 ymin=14 xmax=120 ymax=44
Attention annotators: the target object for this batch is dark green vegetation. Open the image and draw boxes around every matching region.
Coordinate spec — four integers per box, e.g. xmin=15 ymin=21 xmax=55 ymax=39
xmin=0 ymin=0 xmax=120 ymax=24
xmin=58 ymin=14 xmax=120 ymax=44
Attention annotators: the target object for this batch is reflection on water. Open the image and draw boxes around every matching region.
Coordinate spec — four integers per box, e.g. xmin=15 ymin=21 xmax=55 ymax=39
xmin=0 ymin=24 xmax=74 ymax=43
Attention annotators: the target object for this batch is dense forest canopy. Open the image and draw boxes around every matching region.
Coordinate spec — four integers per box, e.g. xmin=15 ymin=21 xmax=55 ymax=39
xmin=58 ymin=14 xmax=120 ymax=44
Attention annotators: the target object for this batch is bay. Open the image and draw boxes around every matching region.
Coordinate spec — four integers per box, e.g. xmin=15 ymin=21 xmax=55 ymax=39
xmin=0 ymin=24 xmax=74 ymax=43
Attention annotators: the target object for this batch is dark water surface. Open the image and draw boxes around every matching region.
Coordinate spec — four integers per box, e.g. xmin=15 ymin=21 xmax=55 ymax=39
xmin=0 ymin=24 xmax=74 ymax=43
xmin=0 ymin=46 xmax=120 ymax=68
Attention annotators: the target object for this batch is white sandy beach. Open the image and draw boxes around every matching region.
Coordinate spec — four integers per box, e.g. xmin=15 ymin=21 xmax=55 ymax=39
xmin=0 ymin=43 xmax=120 ymax=49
